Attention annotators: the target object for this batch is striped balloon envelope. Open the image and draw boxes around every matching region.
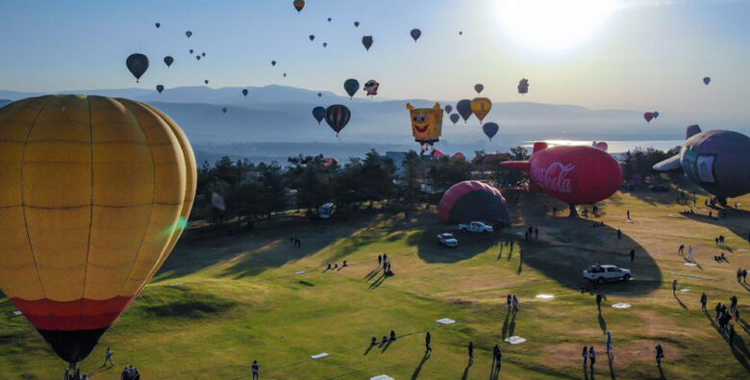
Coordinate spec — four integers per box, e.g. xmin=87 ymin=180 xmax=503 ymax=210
xmin=0 ymin=95 xmax=196 ymax=364
xmin=325 ymin=104 xmax=351 ymax=136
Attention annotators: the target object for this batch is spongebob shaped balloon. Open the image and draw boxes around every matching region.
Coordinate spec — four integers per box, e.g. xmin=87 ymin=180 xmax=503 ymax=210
xmin=407 ymin=102 xmax=443 ymax=155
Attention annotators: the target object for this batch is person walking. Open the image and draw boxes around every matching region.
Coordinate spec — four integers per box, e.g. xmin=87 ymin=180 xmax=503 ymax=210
xmin=104 ymin=347 xmax=114 ymax=367
xmin=378 ymin=255 xmax=382 ymax=266
xmin=596 ymin=292 xmax=603 ymax=312
xmin=382 ymin=253 xmax=388 ymax=264
xmin=629 ymin=249 xmax=635 ymax=262
xmin=617 ymin=229 xmax=622 ymax=239
xmin=627 ymin=210 xmax=631 ymax=220
xmin=655 ymin=344 xmax=664 ymax=368
xmin=468 ymin=341 xmax=474 ymax=364
xmin=701 ymin=293 xmax=708 ymax=311
xmin=425 ymin=331 xmax=432 ymax=355
xmin=512 ymin=295 xmax=519 ymax=314
xmin=679 ymin=244 xmax=684 ymax=256
xmin=589 ymin=347 xmax=596 ymax=371
xmin=251 ymin=360 xmax=259 ymax=380
xmin=672 ymin=279 xmax=678 ymax=295
xmin=582 ymin=346 xmax=589 ymax=367
xmin=606 ymin=331 xmax=613 ymax=355
xmin=506 ymin=294 xmax=512 ymax=311
xmin=730 ymin=295 xmax=738 ymax=315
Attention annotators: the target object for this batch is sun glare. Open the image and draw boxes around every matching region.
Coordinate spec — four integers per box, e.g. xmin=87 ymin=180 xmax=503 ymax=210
xmin=496 ymin=0 xmax=618 ymax=52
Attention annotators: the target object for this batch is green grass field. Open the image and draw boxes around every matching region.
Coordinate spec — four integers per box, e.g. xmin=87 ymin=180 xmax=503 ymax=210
xmin=1 ymin=186 xmax=749 ymax=380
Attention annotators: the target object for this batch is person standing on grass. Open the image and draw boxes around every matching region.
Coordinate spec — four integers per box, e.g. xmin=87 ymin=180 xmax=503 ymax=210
xmin=589 ymin=347 xmax=596 ymax=371
xmin=626 ymin=210 xmax=631 ymax=220
xmin=582 ymin=346 xmax=588 ymax=367
xmin=606 ymin=331 xmax=613 ymax=354
xmin=495 ymin=344 xmax=503 ymax=371
xmin=512 ymin=295 xmax=519 ymax=314
xmin=701 ymin=293 xmax=708 ymax=311
xmin=596 ymin=292 xmax=603 ymax=312
xmin=251 ymin=360 xmax=259 ymax=380
xmin=425 ymin=331 xmax=432 ymax=355
xmin=510 ymin=240 xmax=514 ymax=252
xmin=655 ymin=345 xmax=664 ymax=368
xmin=679 ymin=244 xmax=684 ymax=256
xmin=382 ymin=253 xmax=388 ymax=264
xmin=617 ymin=229 xmax=622 ymax=239
xmin=506 ymin=294 xmax=512 ymax=311
xmin=378 ymin=254 xmax=382 ymax=266
xmin=672 ymin=279 xmax=678 ymax=295
xmin=468 ymin=341 xmax=474 ymax=363
xmin=730 ymin=295 xmax=738 ymax=315
xmin=688 ymin=245 xmax=693 ymax=259
xmin=630 ymin=249 xmax=635 ymax=262
xmin=104 ymin=347 xmax=114 ymax=367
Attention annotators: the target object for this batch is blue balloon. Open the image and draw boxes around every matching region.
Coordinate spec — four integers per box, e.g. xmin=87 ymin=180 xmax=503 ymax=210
xmin=456 ymin=99 xmax=472 ymax=122
xmin=344 ymin=79 xmax=359 ymax=98
xmin=483 ymin=122 xmax=499 ymax=140
xmin=449 ymin=113 xmax=460 ymax=125
xmin=312 ymin=106 xmax=326 ymax=124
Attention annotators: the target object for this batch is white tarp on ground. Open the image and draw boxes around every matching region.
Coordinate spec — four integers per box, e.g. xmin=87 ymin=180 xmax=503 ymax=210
xmin=504 ymin=336 xmax=526 ymax=345
xmin=684 ymin=263 xmax=698 ymax=267
xmin=536 ymin=294 xmax=554 ymax=300
xmin=738 ymin=249 xmax=749 ymax=252
xmin=436 ymin=318 xmax=456 ymax=325
xmin=295 ymin=271 xmax=307 ymax=275
xmin=371 ymin=376 xmax=394 ymax=380
xmin=311 ymin=353 xmax=329 ymax=359
xmin=11 ymin=311 xmax=22 ymax=316
xmin=681 ymin=288 xmax=691 ymax=292
xmin=612 ymin=303 xmax=631 ymax=309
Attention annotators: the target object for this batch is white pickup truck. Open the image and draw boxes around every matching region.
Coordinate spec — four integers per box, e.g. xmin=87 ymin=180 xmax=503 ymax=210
xmin=458 ymin=221 xmax=494 ymax=233
xmin=584 ymin=264 xmax=631 ymax=284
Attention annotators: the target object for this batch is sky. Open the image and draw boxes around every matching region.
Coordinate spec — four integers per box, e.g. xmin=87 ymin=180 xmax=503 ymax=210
xmin=1 ymin=0 xmax=750 ymax=115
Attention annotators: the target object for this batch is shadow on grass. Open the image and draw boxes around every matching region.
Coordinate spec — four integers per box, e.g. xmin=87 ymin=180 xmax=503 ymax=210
xmin=680 ymin=208 xmax=750 ymax=251
xmin=517 ymin=218 xmax=662 ymax=295
xmin=413 ymin=223 xmax=499 ymax=263
xmin=157 ymin=216 xmax=375 ymax=280
xmin=410 ymin=352 xmax=430 ymax=380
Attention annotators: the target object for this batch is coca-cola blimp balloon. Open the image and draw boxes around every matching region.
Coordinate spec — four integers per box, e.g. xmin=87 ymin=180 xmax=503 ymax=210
xmin=438 ymin=181 xmax=510 ymax=226
xmin=500 ymin=143 xmax=623 ymax=209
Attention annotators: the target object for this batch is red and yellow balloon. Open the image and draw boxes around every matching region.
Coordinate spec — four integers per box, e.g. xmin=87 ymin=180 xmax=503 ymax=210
xmin=0 ymin=95 xmax=196 ymax=364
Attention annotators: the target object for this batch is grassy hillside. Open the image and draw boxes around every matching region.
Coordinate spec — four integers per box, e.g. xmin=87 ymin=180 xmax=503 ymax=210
xmin=1 ymin=188 xmax=749 ymax=380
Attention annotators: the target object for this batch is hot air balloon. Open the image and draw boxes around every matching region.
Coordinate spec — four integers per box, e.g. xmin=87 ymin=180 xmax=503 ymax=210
xmin=156 ymin=84 xmax=164 ymax=93
xmin=344 ymin=79 xmax=359 ymax=98
xmin=204 ymin=79 xmax=209 ymax=85
xmin=322 ymin=42 xmax=328 ymax=48
xmin=471 ymin=97 xmax=492 ymax=123
xmin=163 ymin=56 xmax=174 ymax=68
xmin=323 ymin=157 xmax=340 ymax=166
xmin=644 ymin=112 xmax=654 ymax=123
xmin=242 ymin=89 xmax=248 ymax=97
xmin=189 ymin=49 xmax=194 ymax=54
xmin=449 ymin=113 xmax=460 ymax=125
xmin=327 ymin=17 xmax=332 ymax=22
xmin=459 ymin=31 xmax=463 ymax=35
xmin=317 ymin=92 xmax=323 ymax=97
xmin=0 ymin=95 xmax=196 ymax=368
xmin=474 ymin=84 xmax=484 ymax=94
xmin=312 ymin=106 xmax=326 ymax=124
xmin=271 ymin=60 xmax=277 ymax=67
xmin=438 ymin=181 xmax=510 ymax=225
xmin=125 ymin=53 xmax=149 ymax=83
xmin=185 ymin=31 xmax=192 ymax=38
xmin=407 ymin=102 xmax=443 ymax=154
xmin=653 ymin=111 xmax=660 ymax=119
xmin=155 ymin=23 xmax=160 ymax=28
xmin=309 ymin=34 xmax=315 ymax=42
xmin=454 ymin=152 xmax=465 ymax=160
xmin=201 ymin=52 xmax=206 ymax=57
xmin=518 ymin=78 xmax=529 ymax=94
xmin=445 ymin=105 xmax=453 ymax=114
xmin=222 ymin=107 xmax=227 ymax=114
xmin=354 ymin=21 xmax=360 ymax=27
xmin=363 ymin=80 xmax=379 ymax=96
xmin=196 ymin=55 xmax=201 ymax=61
xmin=483 ymin=122 xmax=499 ymax=140
xmin=325 ymin=105 xmax=351 ymax=136
xmin=703 ymin=77 xmax=711 ymax=85
xmin=362 ymin=36 xmax=374 ymax=51
xmin=283 ymin=73 xmax=287 ymax=77
xmin=433 ymin=150 xmax=446 ymax=159
xmin=293 ymin=0 xmax=305 ymax=13
xmin=410 ymin=28 xmax=421 ymax=42
xmin=456 ymin=99 xmax=473 ymax=123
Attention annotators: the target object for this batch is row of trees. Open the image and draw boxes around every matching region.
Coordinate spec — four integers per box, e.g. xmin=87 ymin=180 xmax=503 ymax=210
xmin=192 ymin=146 xmax=673 ymax=225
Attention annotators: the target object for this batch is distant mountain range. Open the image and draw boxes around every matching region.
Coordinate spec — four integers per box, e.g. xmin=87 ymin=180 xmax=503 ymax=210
xmin=1 ymin=85 xmax=748 ymax=162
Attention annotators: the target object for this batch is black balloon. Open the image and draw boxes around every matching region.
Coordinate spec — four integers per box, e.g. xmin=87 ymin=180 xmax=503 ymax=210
xmin=163 ymin=56 xmax=174 ymax=67
xmin=242 ymin=89 xmax=248 ymax=97
xmin=156 ymin=85 xmax=164 ymax=93
xmin=126 ymin=53 xmax=149 ymax=83
xmin=155 ymin=23 xmax=160 ymax=28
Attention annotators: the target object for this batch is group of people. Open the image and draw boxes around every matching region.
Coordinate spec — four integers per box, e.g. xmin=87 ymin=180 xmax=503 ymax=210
xmin=63 ymin=364 xmax=88 ymax=380
xmin=736 ymin=268 xmax=748 ymax=282
xmin=378 ymin=253 xmax=394 ymax=276
xmin=714 ymin=252 xmax=728 ymax=263
xmin=715 ymin=298 xmax=739 ymax=342
xmin=371 ymin=330 xmax=397 ymax=346
xmin=715 ymin=235 xmax=727 ymax=245
xmin=120 ymin=366 xmax=141 ymax=380
xmin=524 ymin=225 xmax=539 ymax=240
xmin=678 ymin=244 xmax=696 ymax=262
xmin=289 ymin=237 xmax=302 ymax=247
xmin=506 ymin=294 xmax=520 ymax=314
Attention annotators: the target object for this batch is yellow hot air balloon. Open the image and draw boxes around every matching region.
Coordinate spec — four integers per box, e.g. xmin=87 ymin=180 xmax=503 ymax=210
xmin=0 ymin=95 xmax=196 ymax=366
xmin=470 ymin=97 xmax=492 ymax=124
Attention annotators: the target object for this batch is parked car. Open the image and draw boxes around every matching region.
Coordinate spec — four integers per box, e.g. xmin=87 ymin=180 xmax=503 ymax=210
xmin=584 ymin=264 xmax=632 ymax=284
xmin=437 ymin=233 xmax=459 ymax=248
xmin=458 ymin=221 xmax=494 ymax=233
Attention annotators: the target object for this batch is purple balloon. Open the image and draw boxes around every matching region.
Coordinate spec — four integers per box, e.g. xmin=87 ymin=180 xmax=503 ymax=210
xmin=410 ymin=28 xmax=421 ymax=42
xmin=445 ymin=105 xmax=453 ymax=114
